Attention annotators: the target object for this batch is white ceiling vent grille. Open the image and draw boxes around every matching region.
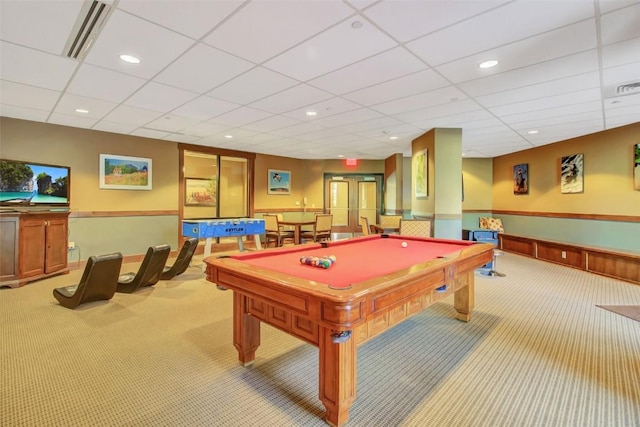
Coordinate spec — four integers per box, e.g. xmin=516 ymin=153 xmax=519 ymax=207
xmin=604 ymin=81 xmax=640 ymax=99
xmin=62 ymin=0 xmax=112 ymax=60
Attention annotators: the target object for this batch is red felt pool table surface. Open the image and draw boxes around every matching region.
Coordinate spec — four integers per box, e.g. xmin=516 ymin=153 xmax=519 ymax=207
xmin=230 ymin=234 xmax=477 ymax=289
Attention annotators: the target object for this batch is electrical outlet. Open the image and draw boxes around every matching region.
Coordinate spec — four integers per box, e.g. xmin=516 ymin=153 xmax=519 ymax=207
xmin=561 ymin=251 xmax=566 ymax=259
xmin=68 ymin=241 xmax=75 ymax=249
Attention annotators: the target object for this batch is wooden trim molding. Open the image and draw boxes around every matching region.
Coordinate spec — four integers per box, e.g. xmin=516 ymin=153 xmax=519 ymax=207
xmin=499 ymin=234 xmax=640 ymax=285
xmin=69 ymin=210 xmax=179 ymax=218
xmin=491 ymin=210 xmax=640 ymax=223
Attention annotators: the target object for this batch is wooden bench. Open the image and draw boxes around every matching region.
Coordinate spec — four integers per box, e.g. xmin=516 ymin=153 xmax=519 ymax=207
xmin=499 ymin=234 xmax=640 ymax=285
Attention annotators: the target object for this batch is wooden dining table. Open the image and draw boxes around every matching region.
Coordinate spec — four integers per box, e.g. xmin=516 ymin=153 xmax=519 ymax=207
xmin=279 ymin=220 xmax=315 ymax=244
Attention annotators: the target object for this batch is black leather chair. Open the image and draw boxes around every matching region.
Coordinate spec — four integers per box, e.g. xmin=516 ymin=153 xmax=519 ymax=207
xmin=116 ymin=244 xmax=171 ymax=293
xmin=160 ymin=238 xmax=198 ymax=280
xmin=53 ymin=253 xmax=123 ymax=309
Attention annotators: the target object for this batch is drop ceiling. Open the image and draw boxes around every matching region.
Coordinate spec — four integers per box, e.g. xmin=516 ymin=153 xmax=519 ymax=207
xmin=1 ymin=0 xmax=639 ymax=160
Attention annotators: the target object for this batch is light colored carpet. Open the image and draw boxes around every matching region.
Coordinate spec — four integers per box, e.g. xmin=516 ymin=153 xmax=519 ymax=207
xmin=1 ymin=253 xmax=639 ymax=427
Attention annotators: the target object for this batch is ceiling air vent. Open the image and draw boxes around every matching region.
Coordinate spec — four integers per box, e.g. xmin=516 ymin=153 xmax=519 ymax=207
xmin=604 ymin=81 xmax=640 ymax=99
xmin=62 ymin=0 xmax=112 ymax=60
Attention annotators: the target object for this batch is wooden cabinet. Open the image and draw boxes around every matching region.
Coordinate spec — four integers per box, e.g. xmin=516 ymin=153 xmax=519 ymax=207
xmin=0 ymin=211 xmax=69 ymax=288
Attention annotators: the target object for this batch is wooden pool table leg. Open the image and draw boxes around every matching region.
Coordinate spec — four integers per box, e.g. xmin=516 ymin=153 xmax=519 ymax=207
xmin=454 ymin=272 xmax=475 ymax=322
xmin=233 ymin=293 xmax=260 ymax=366
xmin=318 ymin=327 xmax=357 ymax=427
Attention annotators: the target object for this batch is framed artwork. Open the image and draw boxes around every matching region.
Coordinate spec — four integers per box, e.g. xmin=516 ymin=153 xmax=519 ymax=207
xmin=185 ymin=178 xmax=217 ymax=206
xmin=561 ymin=153 xmax=583 ymax=194
xmin=268 ymin=169 xmax=291 ymax=195
xmin=513 ymin=163 xmax=529 ymax=195
xmin=634 ymin=143 xmax=640 ymax=191
xmin=414 ymin=149 xmax=428 ymax=197
xmin=99 ymin=154 xmax=152 ymax=190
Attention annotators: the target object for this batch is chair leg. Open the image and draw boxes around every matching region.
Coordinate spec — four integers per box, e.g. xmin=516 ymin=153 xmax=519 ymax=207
xmin=482 ymin=250 xmax=506 ymax=277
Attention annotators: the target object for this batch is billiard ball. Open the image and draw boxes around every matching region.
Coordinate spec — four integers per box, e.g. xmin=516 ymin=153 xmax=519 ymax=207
xmin=401 ymin=241 xmax=408 ymax=248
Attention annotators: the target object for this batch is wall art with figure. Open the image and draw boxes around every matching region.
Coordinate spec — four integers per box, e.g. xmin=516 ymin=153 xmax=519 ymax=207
xmin=561 ymin=153 xmax=583 ymax=194
xmin=513 ymin=163 xmax=528 ymax=195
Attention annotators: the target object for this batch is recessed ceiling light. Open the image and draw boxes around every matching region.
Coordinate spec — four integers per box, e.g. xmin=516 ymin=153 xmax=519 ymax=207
xmin=74 ymin=108 xmax=89 ymax=114
xmin=224 ymin=135 xmax=233 ymax=139
xmin=527 ymin=130 xmax=539 ymax=134
xmin=351 ymin=21 xmax=363 ymax=29
xmin=119 ymin=54 xmax=141 ymax=64
xmin=389 ymin=136 xmax=398 ymax=140
xmin=338 ymin=154 xmax=344 ymax=158
xmin=478 ymin=60 xmax=498 ymax=69
xmin=306 ymin=111 xmax=317 ymax=116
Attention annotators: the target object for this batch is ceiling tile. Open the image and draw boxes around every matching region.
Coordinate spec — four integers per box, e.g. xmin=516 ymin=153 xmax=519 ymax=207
xmin=371 ymin=86 xmax=468 ymax=116
xmin=54 ymin=93 xmax=118 ymax=119
xmin=312 ymin=108 xmax=384 ymax=128
xmin=600 ymin=3 xmax=640 ymax=45
xmin=0 ymin=104 xmax=50 ymax=122
xmin=459 ymin=51 xmax=600 ymax=97
xmin=343 ymin=69 xmax=449 ymax=106
xmin=434 ymin=20 xmax=597 ymax=84
xmin=0 ymin=0 xmax=83 ymax=54
xmin=488 ymin=88 xmax=601 ymax=117
xmin=203 ymin=1 xmax=353 ymax=64
xmin=66 ymin=63 xmax=146 ymax=103
xmin=172 ymin=96 xmax=239 ymax=121
xmin=1 ymin=42 xmax=77 ymax=90
xmin=154 ymin=43 xmax=254 ymax=93
xmin=308 ymin=47 xmax=427 ymax=95
xmin=102 ymin=105 xmax=163 ymax=127
xmin=244 ymin=115 xmax=302 ymax=133
xmin=208 ymin=67 xmax=298 ymax=105
xmin=84 ymin=9 xmax=194 ymax=79
xmin=601 ymin=62 xmax=640 ymax=87
xmin=364 ymin=0 xmax=506 ymax=43
xmin=182 ymin=121 xmax=230 ymax=138
xmin=209 ymin=106 xmax=272 ymax=127
xmin=131 ymin=128 xmax=171 ymax=139
xmin=282 ymin=97 xmax=362 ymax=121
xmin=0 ymin=80 xmax=60 ymax=111
xmin=117 ymin=0 xmax=243 ymax=40
xmin=250 ymin=84 xmax=334 ymax=114
xmin=407 ymin=1 xmax=593 ymax=66
xmin=92 ymin=120 xmax=138 ymax=135
xmin=144 ymin=114 xmax=202 ymax=133
xmin=124 ymin=82 xmax=199 ymax=113
xmin=263 ymin=18 xmax=397 ymax=81
xmin=48 ymin=112 xmax=97 ymax=128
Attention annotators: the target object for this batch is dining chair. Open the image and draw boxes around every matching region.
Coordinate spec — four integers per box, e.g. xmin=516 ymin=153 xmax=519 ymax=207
xmin=379 ymin=214 xmax=402 ymax=230
xmin=300 ymin=214 xmax=333 ymax=242
xmin=359 ymin=216 xmax=371 ymax=236
xmin=264 ymin=214 xmax=294 ymax=247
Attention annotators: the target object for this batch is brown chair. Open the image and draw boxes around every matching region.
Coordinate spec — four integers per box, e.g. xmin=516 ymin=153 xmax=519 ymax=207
xmin=399 ymin=219 xmax=432 ymax=237
xmin=359 ymin=216 xmax=371 ymax=236
xmin=264 ymin=214 xmax=294 ymax=247
xmin=53 ymin=252 xmax=123 ymax=309
xmin=116 ymin=244 xmax=171 ymax=293
xmin=160 ymin=238 xmax=198 ymax=280
xmin=300 ymin=214 xmax=333 ymax=243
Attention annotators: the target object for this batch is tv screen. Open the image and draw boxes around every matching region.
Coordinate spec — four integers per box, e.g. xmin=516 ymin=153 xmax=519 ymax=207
xmin=0 ymin=159 xmax=70 ymax=206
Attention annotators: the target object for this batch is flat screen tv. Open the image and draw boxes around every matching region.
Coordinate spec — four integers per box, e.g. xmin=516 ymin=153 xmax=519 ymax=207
xmin=0 ymin=159 xmax=70 ymax=207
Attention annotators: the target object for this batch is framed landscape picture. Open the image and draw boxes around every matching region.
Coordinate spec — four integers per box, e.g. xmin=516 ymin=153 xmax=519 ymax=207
xmin=513 ymin=163 xmax=529 ymax=195
xmin=185 ymin=178 xmax=216 ymax=206
xmin=268 ymin=169 xmax=291 ymax=195
xmin=635 ymin=143 xmax=640 ymax=191
xmin=561 ymin=153 xmax=583 ymax=194
xmin=414 ymin=149 xmax=427 ymax=197
xmin=99 ymin=154 xmax=152 ymax=190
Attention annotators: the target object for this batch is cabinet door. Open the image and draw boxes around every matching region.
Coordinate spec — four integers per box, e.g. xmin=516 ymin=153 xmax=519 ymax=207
xmin=45 ymin=218 xmax=68 ymax=273
xmin=0 ymin=216 xmax=20 ymax=281
xmin=19 ymin=219 xmax=46 ymax=278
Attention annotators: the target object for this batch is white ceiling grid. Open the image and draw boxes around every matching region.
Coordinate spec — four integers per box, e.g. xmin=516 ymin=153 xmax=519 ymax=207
xmin=0 ymin=0 xmax=638 ymax=160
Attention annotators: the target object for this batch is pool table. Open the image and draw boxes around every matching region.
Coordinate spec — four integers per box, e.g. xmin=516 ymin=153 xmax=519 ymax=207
xmin=204 ymin=234 xmax=494 ymax=426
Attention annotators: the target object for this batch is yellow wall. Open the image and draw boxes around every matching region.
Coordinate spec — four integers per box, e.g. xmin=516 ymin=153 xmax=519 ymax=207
xmin=462 ymin=158 xmax=493 ymax=211
xmin=493 ymin=122 xmax=640 ymax=215
xmin=410 ymin=129 xmax=435 ymax=216
xmin=0 ymin=117 xmax=178 ymax=212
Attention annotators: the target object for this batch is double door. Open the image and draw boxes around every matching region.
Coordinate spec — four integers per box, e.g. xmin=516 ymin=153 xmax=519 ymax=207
xmin=323 ymin=174 xmax=383 ymax=234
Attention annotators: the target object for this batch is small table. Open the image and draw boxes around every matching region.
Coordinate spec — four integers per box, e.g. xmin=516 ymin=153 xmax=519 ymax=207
xmin=205 ymin=234 xmax=493 ymax=426
xmin=279 ymin=220 xmax=315 ymax=244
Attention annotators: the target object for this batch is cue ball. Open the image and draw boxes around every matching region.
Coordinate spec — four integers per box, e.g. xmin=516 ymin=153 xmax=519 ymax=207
xmin=401 ymin=242 xmax=408 ymax=248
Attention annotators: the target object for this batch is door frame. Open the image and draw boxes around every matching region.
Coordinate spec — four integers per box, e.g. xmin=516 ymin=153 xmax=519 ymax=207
xmin=323 ymin=173 xmax=384 ymax=234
